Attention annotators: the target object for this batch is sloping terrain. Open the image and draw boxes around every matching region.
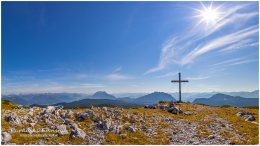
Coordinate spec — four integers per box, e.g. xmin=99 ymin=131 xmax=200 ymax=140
xmin=193 ymin=93 xmax=259 ymax=107
xmin=133 ymin=92 xmax=176 ymax=105
xmin=1 ymin=100 xmax=258 ymax=145
xmin=53 ymin=99 xmax=141 ymax=108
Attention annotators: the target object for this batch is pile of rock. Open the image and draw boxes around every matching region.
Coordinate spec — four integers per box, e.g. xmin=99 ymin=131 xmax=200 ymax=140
xmin=144 ymin=101 xmax=184 ymax=115
xmin=144 ymin=105 xmax=157 ymax=109
xmin=236 ymin=111 xmax=255 ymax=121
xmin=168 ymin=107 xmax=183 ymax=114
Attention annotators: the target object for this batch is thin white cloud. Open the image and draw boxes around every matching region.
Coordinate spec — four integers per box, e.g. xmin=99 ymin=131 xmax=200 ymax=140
xmin=181 ymin=25 xmax=258 ymax=65
xmin=80 ymin=83 xmax=105 ymax=88
xmin=106 ymin=73 xmax=133 ymax=81
xmin=186 ymin=76 xmax=210 ymax=81
xmin=212 ymin=56 xmax=257 ymax=68
xmin=113 ymin=66 xmax=122 ymax=73
xmin=219 ymin=39 xmax=258 ymax=53
xmin=156 ymin=71 xmax=179 ymax=79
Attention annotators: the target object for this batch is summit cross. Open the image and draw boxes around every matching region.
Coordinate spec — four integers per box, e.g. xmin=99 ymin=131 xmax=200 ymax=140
xmin=171 ymin=72 xmax=189 ymax=102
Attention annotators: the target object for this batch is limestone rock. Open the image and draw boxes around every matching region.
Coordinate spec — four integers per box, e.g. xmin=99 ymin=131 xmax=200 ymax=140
xmin=99 ymin=118 xmax=112 ymax=130
xmin=1 ymin=132 xmax=11 ymax=143
xmin=128 ymin=126 xmax=137 ymax=132
xmin=76 ymin=110 xmax=95 ymax=121
xmin=42 ymin=106 xmax=56 ymax=114
xmin=110 ymin=125 xmax=122 ymax=134
xmin=244 ymin=115 xmax=255 ymax=121
xmin=159 ymin=105 xmax=168 ymax=110
xmin=71 ymin=123 xmax=86 ymax=139
xmin=236 ymin=111 xmax=255 ymax=121
xmin=4 ymin=112 xmax=21 ymax=125
xmin=57 ymin=124 xmax=69 ymax=135
xmin=168 ymin=107 xmax=182 ymax=114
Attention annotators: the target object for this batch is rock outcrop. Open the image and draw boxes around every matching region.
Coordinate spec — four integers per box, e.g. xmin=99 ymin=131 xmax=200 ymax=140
xmin=236 ymin=111 xmax=255 ymax=121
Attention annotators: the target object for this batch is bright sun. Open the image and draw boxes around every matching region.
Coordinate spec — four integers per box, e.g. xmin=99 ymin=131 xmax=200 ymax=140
xmin=194 ymin=3 xmax=222 ymax=25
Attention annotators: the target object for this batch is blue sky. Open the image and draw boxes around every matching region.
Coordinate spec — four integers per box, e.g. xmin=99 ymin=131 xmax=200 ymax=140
xmin=2 ymin=1 xmax=259 ymax=94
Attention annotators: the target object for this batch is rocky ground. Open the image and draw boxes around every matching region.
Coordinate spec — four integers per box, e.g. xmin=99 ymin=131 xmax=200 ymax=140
xmin=1 ymin=100 xmax=259 ymax=145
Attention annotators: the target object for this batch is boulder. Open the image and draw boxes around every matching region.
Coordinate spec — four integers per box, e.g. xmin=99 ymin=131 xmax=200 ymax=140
xmin=236 ymin=111 xmax=255 ymax=121
xmin=128 ymin=126 xmax=136 ymax=132
xmin=236 ymin=111 xmax=244 ymax=117
xmin=65 ymin=110 xmax=74 ymax=119
xmin=159 ymin=105 xmax=168 ymax=110
xmin=168 ymin=107 xmax=182 ymax=114
xmin=144 ymin=105 xmax=157 ymax=109
xmin=57 ymin=124 xmax=69 ymax=135
xmin=28 ymin=108 xmax=34 ymax=116
xmin=4 ymin=112 xmax=21 ymax=125
xmin=1 ymin=132 xmax=11 ymax=143
xmin=99 ymin=118 xmax=112 ymax=130
xmin=244 ymin=115 xmax=255 ymax=121
xmin=76 ymin=110 xmax=96 ymax=121
xmin=236 ymin=111 xmax=251 ymax=117
xmin=110 ymin=125 xmax=122 ymax=134
xmin=42 ymin=106 xmax=56 ymax=114
xmin=71 ymin=123 xmax=86 ymax=139
xmin=8 ymin=128 xmax=16 ymax=134
xmin=184 ymin=112 xmax=193 ymax=115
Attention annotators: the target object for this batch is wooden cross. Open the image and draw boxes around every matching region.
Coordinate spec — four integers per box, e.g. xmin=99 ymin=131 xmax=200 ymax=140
xmin=171 ymin=72 xmax=189 ymax=102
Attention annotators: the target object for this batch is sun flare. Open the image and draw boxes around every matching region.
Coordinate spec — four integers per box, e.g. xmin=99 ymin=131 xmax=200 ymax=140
xmin=195 ymin=3 xmax=222 ymax=25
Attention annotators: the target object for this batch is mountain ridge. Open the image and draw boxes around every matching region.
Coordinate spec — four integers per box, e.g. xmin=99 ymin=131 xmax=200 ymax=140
xmin=193 ymin=93 xmax=259 ymax=107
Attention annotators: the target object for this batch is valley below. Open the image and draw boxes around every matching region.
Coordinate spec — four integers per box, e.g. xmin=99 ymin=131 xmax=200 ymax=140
xmin=1 ymin=100 xmax=259 ymax=145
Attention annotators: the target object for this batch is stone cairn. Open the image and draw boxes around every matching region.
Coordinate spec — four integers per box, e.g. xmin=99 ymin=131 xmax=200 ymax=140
xmin=144 ymin=100 xmax=183 ymax=114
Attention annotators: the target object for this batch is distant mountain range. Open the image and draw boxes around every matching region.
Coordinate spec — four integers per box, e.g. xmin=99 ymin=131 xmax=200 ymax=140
xmin=193 ymin=93 xmax=259 ymax=107
xmin=171 ymin=90 xmax=259 ymax=102
xmin=2 ymin=90 xmax=258 ymax=107
xmin=2 ymin=91 xmax=176 ymax=106
xmin=2 ymin=93 xmax=88 ymax=106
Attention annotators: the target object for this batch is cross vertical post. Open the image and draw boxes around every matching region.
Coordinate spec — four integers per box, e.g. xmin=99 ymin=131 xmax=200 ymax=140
xmin=179 ymin=72 xmax=181 ymax=102
xmin=171 ymin=72 xmax=189 ymax=102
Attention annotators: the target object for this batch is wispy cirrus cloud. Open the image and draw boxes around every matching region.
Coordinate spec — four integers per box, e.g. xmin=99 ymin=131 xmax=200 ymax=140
xmin=155 ymin=71 xmax=178 ymax=79
xmin=145 ymin=3 xmax=258 ymax=74
xmin=106 ymin=73 xmax=133 ymax=81
xmin=181 ymin=25 xmax=258 ymax=65
xmin=212 ymin=56 xmax=258 ymax=68
xmin=80 ymin=83 xmax=105 ymax=88
xmin=106 ymin=67 xmax=133 ymax=81
xmin=219 ymin=39 xmax=258 ymax=54
xmin=113 ymin=66 xmax=122 ymax=73
xmin=186 ymin=75 xmax=210 ymax=81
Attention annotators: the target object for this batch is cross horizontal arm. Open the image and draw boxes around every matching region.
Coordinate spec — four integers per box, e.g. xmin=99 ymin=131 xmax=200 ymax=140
xmin=171 ymin=80 xmax=189 ymax=82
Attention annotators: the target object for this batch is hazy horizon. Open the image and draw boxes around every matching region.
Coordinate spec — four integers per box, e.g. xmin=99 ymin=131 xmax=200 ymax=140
xmin=2 ymin=89 xmax=259 ymax=96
